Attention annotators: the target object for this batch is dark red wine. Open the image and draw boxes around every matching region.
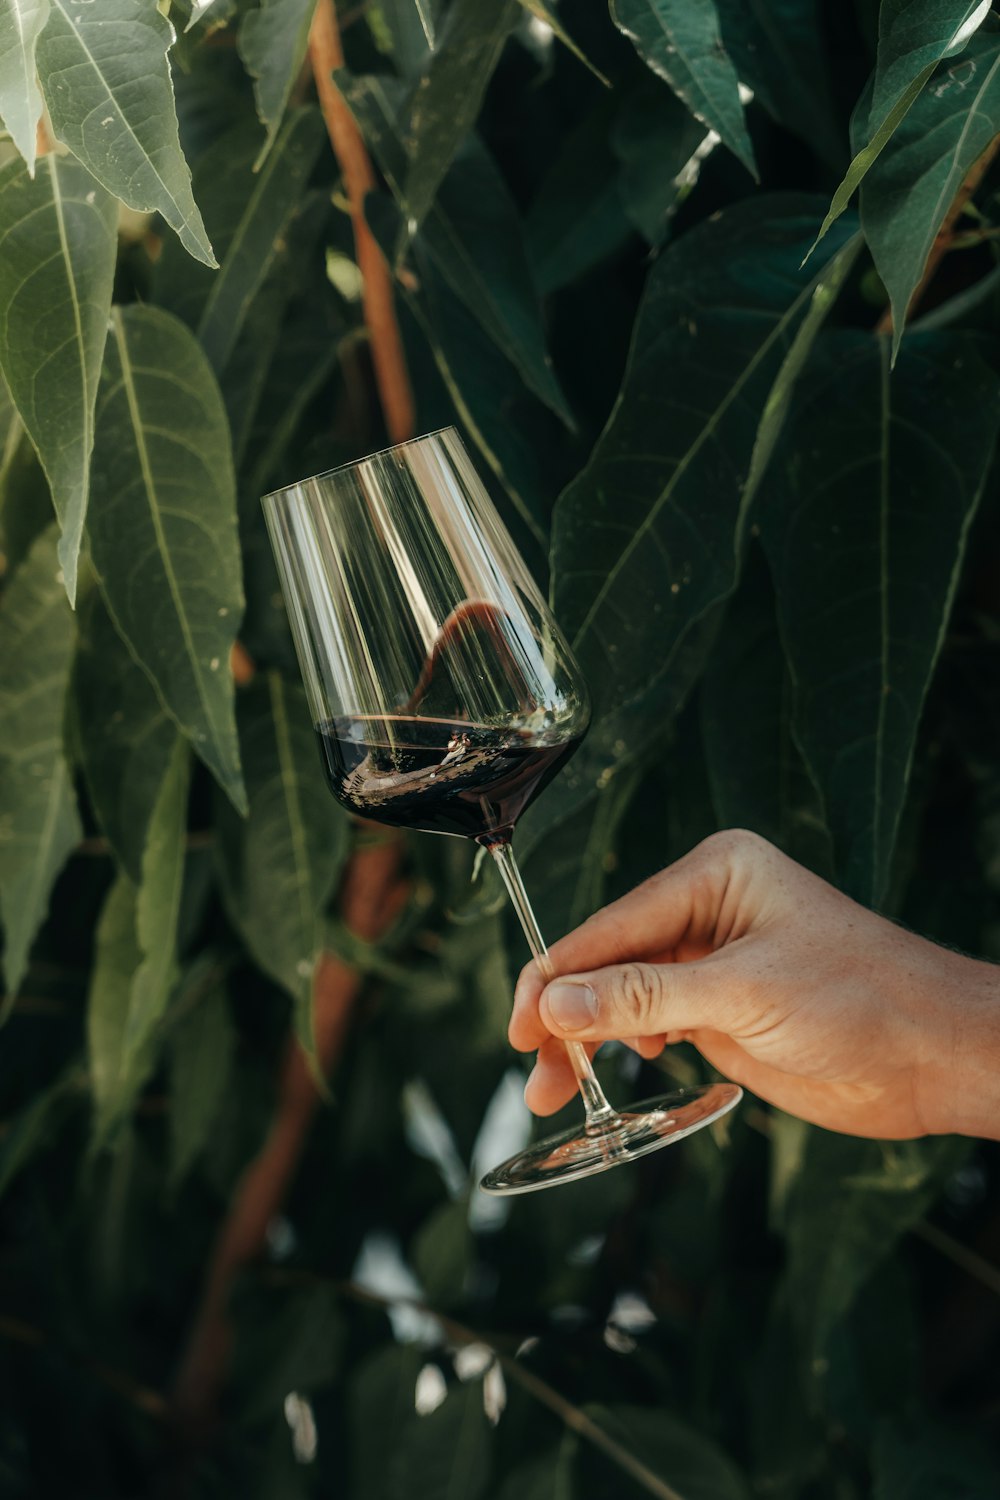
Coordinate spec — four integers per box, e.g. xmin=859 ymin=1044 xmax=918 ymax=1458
xmin=316 ymin=714 xmax=581 ymax=844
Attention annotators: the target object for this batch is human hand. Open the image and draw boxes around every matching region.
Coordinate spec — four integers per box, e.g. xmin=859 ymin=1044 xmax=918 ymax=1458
xmin=510 ymin=831 xmax=1000 ymax=1140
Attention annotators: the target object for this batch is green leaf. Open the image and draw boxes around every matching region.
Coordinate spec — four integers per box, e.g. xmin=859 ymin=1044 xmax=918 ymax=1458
xmin=73 ymin=589 xmax=175 ymax=883
xmin=399 ymin=0 xmax=519 ymax=232
xmin=87 ymin=305 xmax=247 ymax=812
xmin=230 ymin=1281 xmax=345 ymax=1423
xmin=609 ymin=0 xmax=757 ymax=178
xmin=861 ymin=30 xmax=1000 ymax=358
xmin=0 ymin=1064 xmax=81 ymax=1201
xmin=36 ymin=0 xmax=215 ymax=265
xmin=0 ymin=0 xmax=49 ymax=173
xmin=196 ymin=108 xmax=324 ymax=375
xmin=87 ymin=737 xmax=189 ymax=1145
xmin=515 ymin=0 xmax=610 ymax=85
xmin=0 ymin=525 xmax=79 ymax=1004
xmin=369 ymin=0 xmax=434 ymax=75
xmin=546 ymin=197 xmax=856 ymax=838
xmin=216 ymin=673 xmax=350 ymax=1058
xmin=0 ymin=153 xmax=116 ymax=604
xmin=701 ymin=548 xmax=831 ymax=874
xmin=168 ymin=964 xmax=234 ymax=1187
xmin=496 ymin=1450 xmax=574 ymax=1500
xmin=238 ymin=0 xmax=319 ymax=166
xmin=611 ymin=71 xmax=708 ymax=244
xmin=784 ymin=1131 xmax=964 ymax=1361
xmin=339 ymin=73 xmax=572 ymax=426
xmin=0 ymin=377 xmax=54 ymax=575
xmin=716 ymin=0 xmax=843 ymax=167
xmin=127 ymin=734 xmax=189 ymax=1060
xmin=582 ymin=1404 xmax=751 ymax=1500
xmin=412 ymin=1199 xmax=471 ymax=1305
xmin=756 ymin=333 xmax=1000 ymax=905
xmin=809 ymin=0 xmax=991 ymax=254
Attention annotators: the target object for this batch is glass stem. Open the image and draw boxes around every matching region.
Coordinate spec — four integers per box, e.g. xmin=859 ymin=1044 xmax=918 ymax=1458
xmin=489 ymin=840 xmax=619 ymax=1132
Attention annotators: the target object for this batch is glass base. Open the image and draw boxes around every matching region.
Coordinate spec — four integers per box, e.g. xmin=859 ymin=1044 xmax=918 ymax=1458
xmin=478 ymin=1082 xmax=742 ymax=1196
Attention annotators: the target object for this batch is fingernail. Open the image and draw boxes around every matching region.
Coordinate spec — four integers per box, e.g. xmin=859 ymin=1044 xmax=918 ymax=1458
xmin=544 ymin=981 xmax=598 ymax=1031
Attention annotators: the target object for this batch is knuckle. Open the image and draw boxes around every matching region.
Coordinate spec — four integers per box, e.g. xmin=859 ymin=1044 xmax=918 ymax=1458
xmin=695 ymin=827 xmax=775 ymax=867
xmin=615 ymin=961 xmax=664 ymax=1032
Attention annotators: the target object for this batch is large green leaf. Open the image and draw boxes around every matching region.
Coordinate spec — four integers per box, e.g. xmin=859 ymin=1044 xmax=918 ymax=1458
xmin=716 ymin=0 xmax=842 ymax=167
xmin=73 ymin=590 xmax=175 ymax=884
xmin=757 ymin=332 xmax=1000 ymax=906
xmin=0 ymin=0 xmax=48 ymax=173
xmin=0 ymin=1064 xmax=81 ymax=1201
xmin=339 ymin=73 xmax=572 ymax=425
xmin=810 ymin=0 xmax=991 ymax=252
xmin=0 ymin=525 xmax=79 ymax=1006
xmin=168 ymin=961 xmax=234 ymax=1187
xmin=862 ymin=29 xmax=1000 ymax=357
xmin=872 ymin=1420 xmax=1000 ymax=1499
xmin=196 ymin=109 xmax=324 ymax=375
xmin=36 ymin=0 xmax=215 ymax=265
xmin=546 ymin=197 xmax=856 ymax=838
xmin=87 ymin=305 xmax=246 ymax=812
xmin=784 ymin=1131 xmax=963 ymax=1361
xmin=609 ymin=0 xmax=756 ymax=178
xmin=701 ymin=548 xmax=831 ymax=874
xmin=611 ymin=70 xmax=708 ymax=245
xmin=238 ymin=0 xmax=318 ymax=166
xmin=399 ymin=0 xmax=519 ymax=232
xmin=216 ymin=673 xmax=349 ymax=1057
xmin=0 ymin=153 xmax=116 ymax=604
xmin=88 ymin=737 xmax=189 ymax=1145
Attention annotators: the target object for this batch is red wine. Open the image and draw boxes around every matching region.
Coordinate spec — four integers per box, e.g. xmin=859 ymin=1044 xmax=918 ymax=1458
xmin=316 ymin=714 xmax=581 ymax=844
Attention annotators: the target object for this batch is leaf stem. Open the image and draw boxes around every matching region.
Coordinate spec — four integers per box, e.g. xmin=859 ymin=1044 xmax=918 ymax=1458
xmin=308 ymin=0 xmax=415 ymax=443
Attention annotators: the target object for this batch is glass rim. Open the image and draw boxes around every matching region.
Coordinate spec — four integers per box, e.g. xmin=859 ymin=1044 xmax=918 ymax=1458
xmin=259 ymin=426 xmax=459 ymax=507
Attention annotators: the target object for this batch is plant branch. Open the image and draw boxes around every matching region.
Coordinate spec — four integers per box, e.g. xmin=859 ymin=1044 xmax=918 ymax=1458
xmin=876 ymin=133 xmax=1000 ymax=335
xmin=308 ymin=0 xmax=415 ymax=443
xmin=270 ymin=1271 xmax=688 ymax=1500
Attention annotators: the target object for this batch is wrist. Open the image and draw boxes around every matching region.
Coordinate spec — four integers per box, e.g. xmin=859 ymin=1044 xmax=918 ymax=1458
xmin=911 ymin=946 xmax=1000 ymax=1139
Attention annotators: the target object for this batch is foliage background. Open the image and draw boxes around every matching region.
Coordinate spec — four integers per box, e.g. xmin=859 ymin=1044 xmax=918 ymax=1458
xmin=2 ymin=0 xmax=1000 ymax=1495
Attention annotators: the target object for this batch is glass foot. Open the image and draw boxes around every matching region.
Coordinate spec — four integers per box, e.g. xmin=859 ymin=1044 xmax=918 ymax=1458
xmin=478 ymin=1082 xmax=742 ymax=1195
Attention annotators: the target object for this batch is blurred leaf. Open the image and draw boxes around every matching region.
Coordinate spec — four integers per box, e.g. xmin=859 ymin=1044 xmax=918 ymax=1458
xmin=496 ymin=1448 xmax=574 ymax=1500
xmin=369 ymin=0 xmax=433 ymax=75
xmin=547 ymin=197 xmax=856 ymax=839
xmin=701 ymin=548 xmax=831 ymax=873
xmin=0 ymin=1064 xmax=80 ymax=1201
xmin=611 ymin=71 xmax=707 ymax=243
xmin=230 ymin=1280 xmax=345 ymax=1424
xmin=582 ymin=1404 xmax=751 ymax=1500
xmin=0 ymin=525 xmax=79 ymax=1004
xmin=784 ymin=1132 xmax=964 ymax=1362
xmin=73 ymin=589 xmax=175 ymax=883
xmin=0 ymin=154 xmax=116 ymax=604
xmin=216 ymin=673 xmax=349 ymax=1058
xmin=526 ymin=94 xmax=632 ymax=295
xmin=127 ymin=735 xmax=189 ymax=1061
xmin=399 ymin=0 xmax=519 ymax=233
xmin=862 ymin=30 xmax=1000 ymax=357
xmin=339 ymin=74 xmax=572 ymax=425
xmin=86 ymin=873 xmax=144 ymax=1142
xmin=716 ymin=0 xmax=843 ymax=166
xmin=88 ymin=305 xmax=247 ymax=813
xmin=88 ymin=737 xmax=189 ymax=1145
xmin=0 ymin=0 xmax=48 ymax=173
xmin=412 ymin=1198 xmax=471 ymax=1304
xmin=196 ymin=108 xmax=324 ymax=375
xmin=872 ymin=1419 xmax=1000 ymax=1498
xmin=238 ymin=0 xmax=318 ymax=165
xmin=36 ymin=0 xmax=215 ymax=265
xmin=609 ymin=0 xmax=756 ymax=177
xmin=167 ymin=963 xmax=233 ymax=1188
xmin=810 ymin=0 xmax=991 ymax=252
xmin=757 ymin=332 xmax=1000 ymax=905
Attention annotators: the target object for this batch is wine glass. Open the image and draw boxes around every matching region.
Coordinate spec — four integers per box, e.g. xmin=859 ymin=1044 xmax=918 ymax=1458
xmin=262 ymin=427 xmax=741 ymax=1194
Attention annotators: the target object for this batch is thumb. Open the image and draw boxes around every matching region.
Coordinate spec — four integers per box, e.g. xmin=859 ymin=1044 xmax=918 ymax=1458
xmin=539 ymin=960 xmax=719 ymax=1041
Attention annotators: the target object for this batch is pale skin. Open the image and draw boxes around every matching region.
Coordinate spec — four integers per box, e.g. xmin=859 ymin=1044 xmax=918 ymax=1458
xmin=509 ymin=830 xmax=1000 ymax=1141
